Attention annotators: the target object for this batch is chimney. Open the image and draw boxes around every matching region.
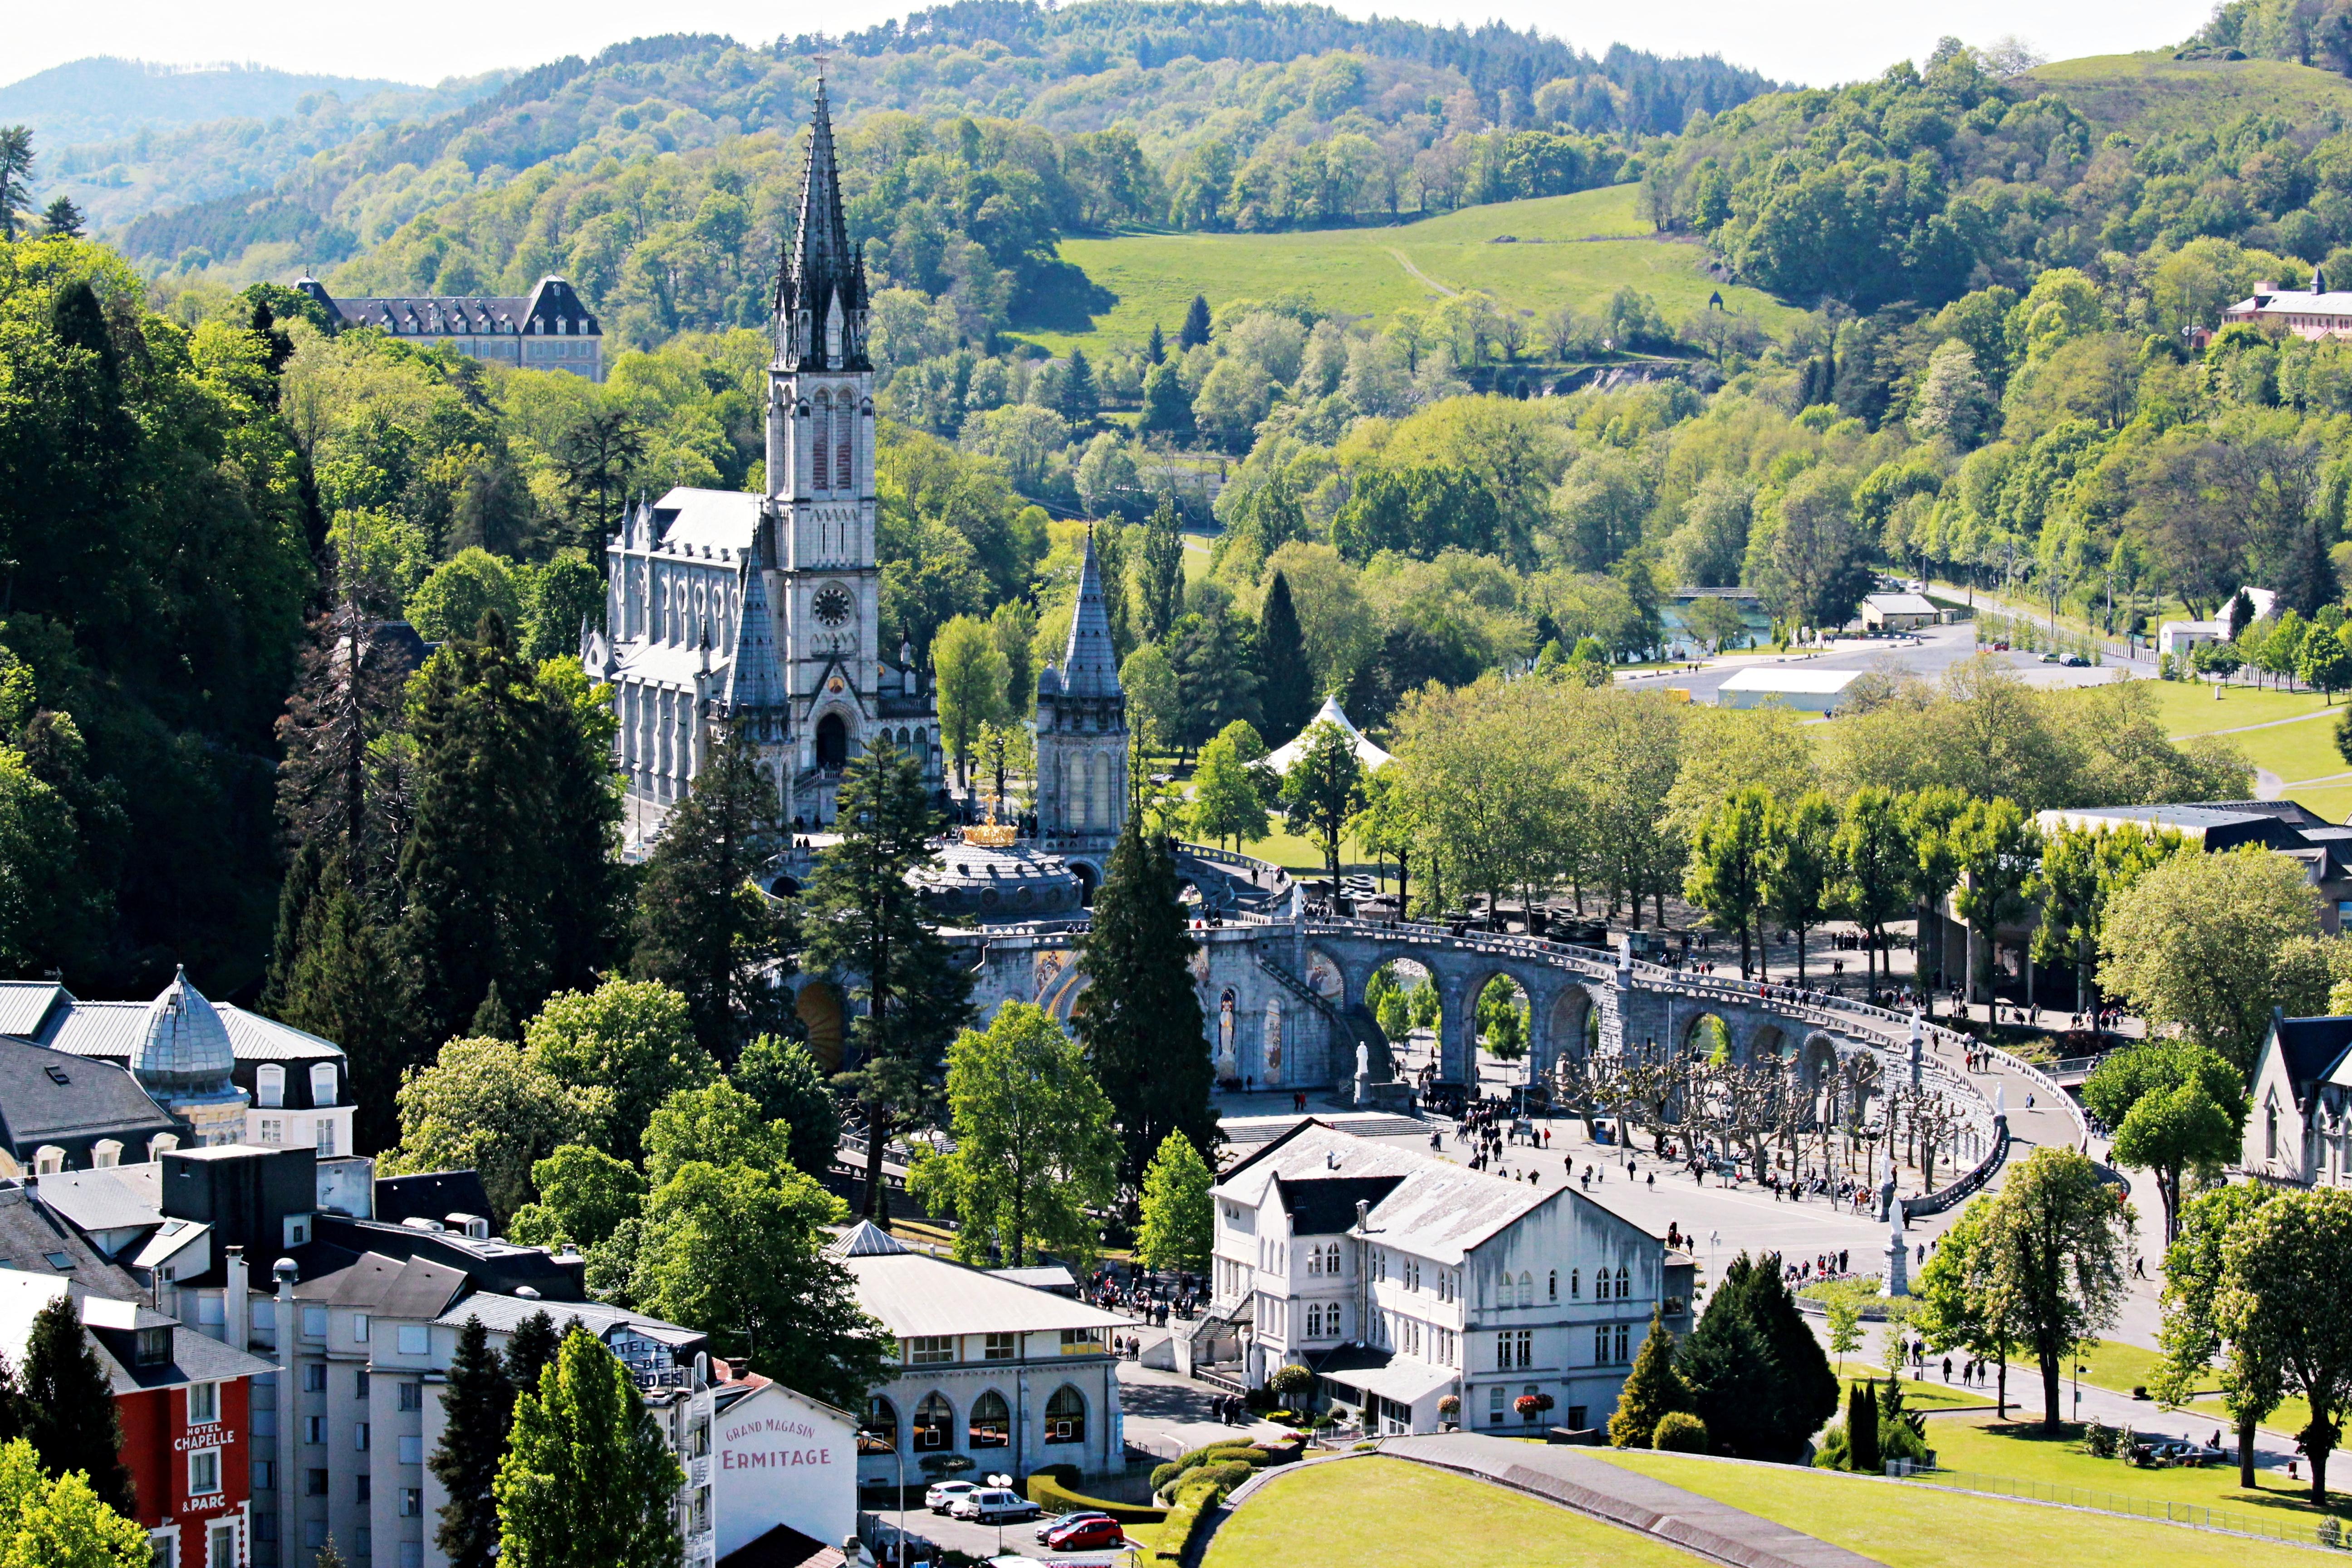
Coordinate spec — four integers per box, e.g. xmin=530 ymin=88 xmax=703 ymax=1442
xmin=2256 ymin=279 xmax=2278 ymax=297
xmin=1354 ymin=1199 xmax=1371 ymax=1232
xmin=225 ymin=1245 xmax=248 ymax=1352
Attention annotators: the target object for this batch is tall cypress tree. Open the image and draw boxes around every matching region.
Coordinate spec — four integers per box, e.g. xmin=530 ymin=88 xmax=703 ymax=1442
xmin=630 ymin=728 xmax=796 ymax=1061
xmin=22 ymin=1296 xmax=132 ymax=1514
xmin=432 ymin=1315 xmax=514 ymax=1568
xmin=277 ymin=853 xmax=408 ymax=1152
xmin=1256 ymin=570 xmax=1313 ymax=741
xmin=1137 ymin=500 xmax=1186 ymax=644
xmin=1179 ymin=293 xmax=1213 ymax=349
xmin=1075 ymin=822 xmax=1215 ymax=1191
xmin=802 ymin=741 xmax=973 ymax=1218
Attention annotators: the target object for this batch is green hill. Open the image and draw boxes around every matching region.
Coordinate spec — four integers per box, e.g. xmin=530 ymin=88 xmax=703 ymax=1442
xmin=2018 ymin=50 xmax=2352 ymax=136
xmin=1036 ymin=186 xmax=1797 ymax=351
xmin=0 ymin=57 xmax=417 ymax=147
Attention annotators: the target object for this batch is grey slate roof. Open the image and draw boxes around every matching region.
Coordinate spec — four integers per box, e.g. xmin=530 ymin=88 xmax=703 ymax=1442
xmin=0 ymin=1182 xmax=130 ymax=1282
xmin=35 ymin=1166 xmax=166 ymax=1234
xmin=296 ymin=1250 xmax=472 ymax=1320
xmin=433 ymin=1292 xmax=703 ymax=1348
xmin=0 ymin=1038 xmax=176 ymax=1153
xmin=29 ymin=996 xmax=343 ymax=1064
xmin=1057 ymin=532 xmax=1120 ymax=700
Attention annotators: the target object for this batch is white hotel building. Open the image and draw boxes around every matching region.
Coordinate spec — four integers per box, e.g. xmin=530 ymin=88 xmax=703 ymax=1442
xmin=1208 ymin=1121 xmax=1691 ymax=1435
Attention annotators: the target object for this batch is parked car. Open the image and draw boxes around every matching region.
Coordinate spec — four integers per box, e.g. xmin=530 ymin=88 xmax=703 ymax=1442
xmin=925 ymin=1481 xmax=978 ymax=1514
xmin=1035 ymin=1512 xmax=1113 ymax=1544
xmin=2063 ymin=654 xmax=2089 ymax=667
xmin=951 ymin=1489 xmax=1040 ymax=1524
xmin=2040 ymin=651 xmax=2062 ymax=662
xmin=1045 ymin=1516 xmax=1126 ymax=1551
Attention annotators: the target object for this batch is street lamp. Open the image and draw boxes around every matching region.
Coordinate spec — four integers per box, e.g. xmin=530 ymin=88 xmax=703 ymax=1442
xmin=859 ymin=1429 xmax=905 ymax=1566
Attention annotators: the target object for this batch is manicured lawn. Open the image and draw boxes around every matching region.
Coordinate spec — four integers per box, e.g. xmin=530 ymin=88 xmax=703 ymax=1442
xmin=1200 ymin=1456 xmax=1706 ymax=1568
xmin=1030 ymin=186 xmax=1801 ymax=353
xmin=1825 ymin=1372 xmax=1974 ymax=1411
xmin=1600 ymin=1450 xmax=2332 ymax=1568
xmin=1914 ymin=1412 xmax=2351 ymax=1524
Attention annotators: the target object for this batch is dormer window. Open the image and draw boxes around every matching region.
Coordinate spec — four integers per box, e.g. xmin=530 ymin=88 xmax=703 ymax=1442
xmin=256 ymin=1064 xmax=285 ymax=1108
xmin=137 ymin=1327 xmax=170 ymax=1367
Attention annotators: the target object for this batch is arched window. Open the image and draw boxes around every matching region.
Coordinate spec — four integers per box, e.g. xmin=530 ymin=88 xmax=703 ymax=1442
xmin=1615 ymin=1265 xmax=1630 ymax=1299
xmin=1548 ymin=1269 xmax=1558 ymax=1301
xmin=310 ymin=1063 xmax=338 ymax=1107
xmin=256 ymin=1064 xmax=286 ymax=1109
xmin=1518 ymin=1271 xmax=1534 ymax=1307
xmin=836 ymin=401 xmax=855 ymax=493
xmin=1326 ymin=1244 xmax=1340 ymax=1276
xmin=1570 ymin=1269 xmax=1580 ymax=1299
xmin=1306 ymin=1250 xmax=1321 ymax=1277
xmin=148 ymin=1134 xmax=180 ymax=1160
xmin=969 ymin=1391 xmax=1011 ymax=1448
xmin=861 ymin=1396 xmax=898 ymax=1453
xmin=32 ymin=1147 xmax=64 ymax=1175
xmin=810 ymin=393 xmax=832 ymax=492
xmin=1326 ymin=1303 xmax=1343 ymax=1339
xmin=1044 ymin=1386 xmax=1085 ymax=1445
xmin=2269 ymin=1100 xmax=2280 ymax=1159
xmin=912 ymin=1393 xmax=952 ymax=1450
xmin=1306 ymin=1303 xmax=1322 ymax=1337
xmin=92 ymin=1140 xmax=121 ymax=1169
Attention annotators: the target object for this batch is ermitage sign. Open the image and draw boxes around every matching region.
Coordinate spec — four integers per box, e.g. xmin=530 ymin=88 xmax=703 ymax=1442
xmin=720 ymin=1413 xmax=838 ymax=1471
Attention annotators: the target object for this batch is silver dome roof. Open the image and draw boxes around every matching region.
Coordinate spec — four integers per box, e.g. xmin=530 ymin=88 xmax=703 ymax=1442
xmin=132 ymin=966 xmax=236 ymax=1090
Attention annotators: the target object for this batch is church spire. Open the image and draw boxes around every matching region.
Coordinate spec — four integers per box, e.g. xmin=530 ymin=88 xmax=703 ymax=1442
xmin=722 ymin=524 xmax=789 ymax=720
xmin=1060 ymin=530 xmax=1122 ymax=700
xmin=778 ymin=73 xmax=868 ymax=371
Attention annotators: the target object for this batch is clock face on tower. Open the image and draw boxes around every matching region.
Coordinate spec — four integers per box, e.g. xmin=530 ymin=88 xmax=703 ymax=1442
xmin=812 ymin=585 xmax=854 ymax=627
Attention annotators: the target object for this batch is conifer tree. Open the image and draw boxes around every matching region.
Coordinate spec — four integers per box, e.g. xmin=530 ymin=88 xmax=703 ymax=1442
xmin=503 ymin=1310 xmax=561 ymax=1396
xmin=495 ymin=1331 xmax=682 ymax=1568
xmin=1607 ymin=1309 xmax=1688 ymax=1448
xmin=1075 ymin=822 xmax=1215 ymax=1190
xmin=398 ymin=612 xmax=623 ymax=1048
xmin=1845 ymin=1382 xmax=1880 ymax=1472
xmin=1256 ymin=570 xmax=1313 ymax=741
xmin=275 ymin=852 xmax=408 ymax=1150
xmin=432 ymin=1315 xmax=514 ymax=1568
xmin=1145 ymin=322 xmax=1166 ymax=365
xmin=1675 ymin=1252 xmax=1838 ymax=1464
xmin=314 ymin=1539 xmax=349 ymax=1568
xmin=630 ymin=728 xmax=797 ymax=1060
xmin=1058 ymin=347 xmax=1100 ymax=427
xmin=1138 ymin=363 xmax=1193 ymax=440
xmin=21 ymin=1296 xmax=132 ymax=1514
xmin=802 ymin=740 xmax=973 ymax=1217
xmin=1180 ymin=293 xmax=1212 ymax=349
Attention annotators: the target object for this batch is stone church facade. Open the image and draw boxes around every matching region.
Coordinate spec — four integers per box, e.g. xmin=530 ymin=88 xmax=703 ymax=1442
xmin=1030 ymin=534 xmax=1129 ymax=897
xmin=586 ymin=81 xmax=940 ymax=845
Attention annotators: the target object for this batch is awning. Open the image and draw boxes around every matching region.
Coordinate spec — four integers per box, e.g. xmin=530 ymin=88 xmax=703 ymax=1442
xmin=1314 ymin=1347 xmax=1456 ymax=1406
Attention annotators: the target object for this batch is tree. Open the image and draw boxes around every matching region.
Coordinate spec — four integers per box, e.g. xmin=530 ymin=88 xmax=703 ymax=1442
xmin=1977 ymin=1147 xmax=2131 ymax=1431
xmin=20 ymin=1296 xmax=132 ymax=1515
xmin=630 ymin=728 xmax=796 ymax=1059
xmin=908 ymin=1002 xmax=1121 ymax=1267
xmin=1146 ymin=322 xmax=1166 ymax=364
xmin=1608 ymin=1310 xmax=1689 ymax=1448
xmin=1674 ymin=1251 xmax=1838 ymax=1462
xmin=432 ymin=1315 xmax=515 ymax=1568
xmin=2082 ymin=1041 xmax=2244 ymax=1242
xmin=1136 ymin=500 xmax=1186 ymax=643
xmin=1843 ymin=1381 xmax=1881 ymax=1473
xmin=273 ymin=853 xmax=407 ymax=1152
xmin=1764 ymin=790 xmax=1839 ymax=984
xmin=1348 ymin=764 xmax=1424 ymax=914
xmin=1076 ymin=821 xmax=1217 ymax=1188
xmin=1835 ymin=787 xmax=1914 ymax=991
xmin=0 ymin=128 xmax=31 ymax=241
xmin=1189 ymin=724 xmax=1269 ymax=851
xmin=503 ymin=1312 xmax=561 ymax=1396
xmin=0 ymin=1438 xmax=150 ymax=1568
xmin=2156 ymin=1182 xmax=2281 ymax=1488
xmin=1686 ymin=787 xmax=1774 ymax=978
xmin=1057 ymin=347 xmax=1100 ymax=427
xmin=626 ymin=1159 xmax=892 ymax=1408
xmin=1951 ymin=798 xmax=2039 ymax=1007
xmin=1752 ymin=469 xmax=1873 ymax=632
xmin=1826 ymin=1298 xmax=1863 ymax=1376
xmin=1257 ymin=571 xmax=1314 ymax=741
xmin=552 ymin=409 xmax=643 ymax=559
xmin=1912 ymin=1202 xmax=2024 ymax=1417
xmin=734 ymin=1034 xmax=843 ymax=1177
xmin=495 ymin=1330 xmax=684 ymax=1568
xmin=1120 ymin=645 xmax=1183 ymax=754
xmin=1135 ymin=1131 xmax=1214 ymax=1272
xmin=2304 ymin=626 xmax=2352 ymax=704
xmin=505 ymin=1145 xmax=649 ymax=1250
xmin=381 ymin=1037 xmax=585 ymax=1229
xmin=409 ymin=551 xmax=523 ymax=645
xmin=2216 ymin=1187 xmax=2352 ymax=1501
xmin=398 ymin=614 xmax=625 ymax=1051
xmin=1279 ymin=721 xmax=1365 ymax=889
xmin=1138 ymin=363 xmax=1194 ymax=439
xmin=524 ymin=980 xmax=717 ymax=1165
xmin=1900 ymin=787 xmax=1968 ymax=1000
xmin=933 ymin=614 xmax=1010 ymax=792
xmin=803 ymin=740 xmax=974 ymax=1219
xmin=2098 ymin=845 xmax=2326 ymax=1077
xmin=2029 ymin=824 xmax=2180 ymax=1016
xmin=1180 ymin=293 xmax=1213 ymax=349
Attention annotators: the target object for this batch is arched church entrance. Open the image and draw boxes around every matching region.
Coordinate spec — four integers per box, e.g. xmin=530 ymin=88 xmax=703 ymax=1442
xmin=796 ymin=980 xmax=846 ymax=1073
xmin=816 ymin=712 xmax=849 ymax=771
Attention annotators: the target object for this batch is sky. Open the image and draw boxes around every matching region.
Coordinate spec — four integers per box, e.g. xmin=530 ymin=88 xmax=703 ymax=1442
xmin=4 ymin=0 xmax=2222 ymax=93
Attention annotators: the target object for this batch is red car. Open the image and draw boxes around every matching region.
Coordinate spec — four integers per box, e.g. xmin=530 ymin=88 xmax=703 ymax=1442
xmin=1044 ymin=1516 xmax=1126 ymax=1552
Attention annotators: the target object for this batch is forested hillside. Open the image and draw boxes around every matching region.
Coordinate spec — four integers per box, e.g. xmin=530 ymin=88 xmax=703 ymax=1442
xmin=0 ymin=58 xmax=420 ymax=147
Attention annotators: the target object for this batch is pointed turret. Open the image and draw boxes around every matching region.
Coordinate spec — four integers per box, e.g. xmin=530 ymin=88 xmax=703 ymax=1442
xmin=778 ymin=76 xmax=869 ymax=371
xmin=723 ymin=527 xmax=789 ymax=720
xmin=1060 ymin=531 xmax=1121 ymax=700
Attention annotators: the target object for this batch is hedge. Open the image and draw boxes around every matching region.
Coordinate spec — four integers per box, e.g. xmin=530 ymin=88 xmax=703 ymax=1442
xmin=1024 ymin=1472 xmax=1169 ymax=1526
xmin=1154 ymin=1480 xmax=1221 ymax=1563
xmin=1149 ymin=1442 xmax=1278 ymax=1495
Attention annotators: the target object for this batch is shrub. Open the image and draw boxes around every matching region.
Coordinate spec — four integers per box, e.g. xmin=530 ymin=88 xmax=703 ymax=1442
xmin=1846 ymin=1384 xmax=1880 ymax=1474
xmin=1192 ymin=1460 xmax=1255 ymax=1499
xmin=2081 ymin=1419 xmax=2115 ymax=1459
xmin=1653 ymin=1412 xmax=1709 ymax=1453
xmin=1267 ymin=1363 xmax=1313 ymax=1400
xmin=1026 ymin=1473 xmax=1168 ymax=1526
xmin=1154 ymin=1480 xmax=1223 ymax=1562
xmin=1814 ymin=1423 xmax=1852 ymax=1470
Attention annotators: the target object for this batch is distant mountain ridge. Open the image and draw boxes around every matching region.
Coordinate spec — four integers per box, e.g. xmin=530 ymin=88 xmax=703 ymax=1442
xmin=0 ymin=57 xmax=420 ymax=146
